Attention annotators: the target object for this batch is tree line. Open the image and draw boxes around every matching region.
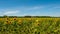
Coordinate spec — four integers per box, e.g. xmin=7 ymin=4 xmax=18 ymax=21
xmin=0 ymin=15 xmax=60 ymax=18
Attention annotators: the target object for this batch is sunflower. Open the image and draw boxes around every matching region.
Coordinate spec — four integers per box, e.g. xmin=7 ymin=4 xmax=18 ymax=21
xmin=5 ymin=20 xmax=12 ymax=24
xmin=17 ymin=20 xmax=23 ymax=24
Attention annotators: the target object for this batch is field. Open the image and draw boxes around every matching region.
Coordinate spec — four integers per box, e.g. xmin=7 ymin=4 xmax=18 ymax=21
xmin=0 ymin=17 xmax=60 ymax=34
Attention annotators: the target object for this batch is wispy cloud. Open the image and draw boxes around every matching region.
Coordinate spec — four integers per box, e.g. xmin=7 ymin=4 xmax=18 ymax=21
xmin=24 ymin=6 xmax=44 ymax=10
xmin=3 ymin=10 xmax=19 ymax=15
xmin=0 ymin=5 xmax=60 ymax=16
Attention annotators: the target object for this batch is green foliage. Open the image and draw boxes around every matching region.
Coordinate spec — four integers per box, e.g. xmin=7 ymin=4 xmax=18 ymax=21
xmin=0 ymin=18 xmax=60 ymax=34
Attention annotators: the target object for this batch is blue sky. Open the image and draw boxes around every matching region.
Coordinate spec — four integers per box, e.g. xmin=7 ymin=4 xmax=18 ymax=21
xmin=0 ymin=0 xmax=60 ymax=16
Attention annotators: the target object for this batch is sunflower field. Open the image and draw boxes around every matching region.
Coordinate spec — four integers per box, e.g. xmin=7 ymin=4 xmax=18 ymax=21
xmin=0 ymin=17 xmax=60 ymax=34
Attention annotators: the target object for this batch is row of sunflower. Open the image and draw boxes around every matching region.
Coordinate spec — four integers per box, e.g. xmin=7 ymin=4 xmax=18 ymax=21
xmin=0 ymin=17 xmax=60 ymax=34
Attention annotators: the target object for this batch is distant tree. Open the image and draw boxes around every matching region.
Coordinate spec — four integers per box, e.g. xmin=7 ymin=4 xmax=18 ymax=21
xmin=9 ymin=16 xmax=14 ymax=18
xmin=0 ymin=16 xmax=3 ymax=18
xmin=3 ymin=15 xmax=8 ymax=18
xmin=24 ymin=16 xmax=32 ymax=18
xmin=39 ymin=16 xmax=51 ymax=18
xmin=13 ymin=16 xmax=17 ymax=18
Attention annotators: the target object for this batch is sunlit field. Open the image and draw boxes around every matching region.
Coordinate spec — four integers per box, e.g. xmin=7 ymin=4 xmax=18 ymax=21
xmin=0 ymin=17 xmax=60 ymax=34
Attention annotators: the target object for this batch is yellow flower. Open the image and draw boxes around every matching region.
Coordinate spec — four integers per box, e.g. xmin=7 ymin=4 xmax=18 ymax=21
xmin=34 ymin=22 xmax=40 ymax=27
xmin=5 ymin=21 xmax=12 ymax=24
xmin=36 ymin=19 xmax=39 ymax=22
xmin=18 ymin=20 xmax=22 ymax=24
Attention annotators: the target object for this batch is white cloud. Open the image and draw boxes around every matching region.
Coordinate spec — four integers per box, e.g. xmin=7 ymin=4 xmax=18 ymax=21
xmin=3 ymin=10 xmax=19 ymax=15
xmin=25 ymin=6 xmax=44 ymax=10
